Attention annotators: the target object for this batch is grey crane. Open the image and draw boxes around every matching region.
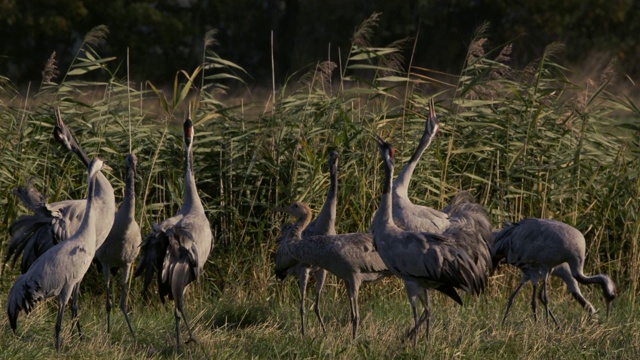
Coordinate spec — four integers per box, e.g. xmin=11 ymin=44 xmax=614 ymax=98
xmin=134 ymin=111 xmax=214 ymax=351
xmin=6 ymin=110 xmax=116 ymax=271
xmin=7 ymin=158 xmax=108 ymax=351
xmin=370 ymin=137 xmax=491 ymax=345
xmin=275 ymin=151 xmax=339 ymax=335
xmin=6 ymin=110 xmax=116 ymax=335
xmin=95 ymin=153 xmax=141 ymax=336
xmin=274 ymin=201 xmax=389 ymax=339
xmin=492 ymin=218 xmax=616 ymax=326
xmin=391 ymin=99 xmax=449 ymax=233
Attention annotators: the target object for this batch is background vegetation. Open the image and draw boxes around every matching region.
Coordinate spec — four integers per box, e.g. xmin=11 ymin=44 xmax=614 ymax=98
xmin=0 ymin=12 xmax=639 ymax=359
xmin=2 ymin=0 xmax=640 ymax=88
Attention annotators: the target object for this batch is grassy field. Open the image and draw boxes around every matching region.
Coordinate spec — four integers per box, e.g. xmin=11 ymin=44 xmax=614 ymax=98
xmin=1 ymin=19 xmax=640 ymax=358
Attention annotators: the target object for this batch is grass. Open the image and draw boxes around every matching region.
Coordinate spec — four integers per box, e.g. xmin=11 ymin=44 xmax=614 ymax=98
xmin=1 ymin=16 xmax=640 ymax=358
xmin=0 ymin=271 xmax=638 ymax=359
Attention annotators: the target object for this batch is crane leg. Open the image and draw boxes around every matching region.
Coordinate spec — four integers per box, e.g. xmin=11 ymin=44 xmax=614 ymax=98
xmin=312 ymin=269 xmax=327 ymax=333
xmin=422 ymin=289 xmax=431 ymax=341
xmin=120 ymin=265 xmax=135 ymax=337
xmin=538 ymin=279 xmax=559 ymax=327
xmin=347 ymin=280 xmax=360 ymax=339
xmin=530 ymin=282 xmax=538 ymax=323
xmin=70 ymin=284 xmax=83 ymax=339
xmin=102 ymin=265 xmax=113 ymax=334
xmin=298 ymin=268 xmax=310 ymax=336
xmin=55 ymin=302 xmax=65 ymax=351
xmin=174 ymin=307 xmax=182 ymax=352
xmin=568 ymin=291 xmax=596 ymax=315
xmin=502 ymin=280 xmax=526 ymax=326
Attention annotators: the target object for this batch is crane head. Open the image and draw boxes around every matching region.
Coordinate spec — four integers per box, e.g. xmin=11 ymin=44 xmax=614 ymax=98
xmin=183 ymin=109 xmax=194 ymax=149
xmin=273 ymin=201 xmax=311 ymax=221
xmin=88 ymin=157 xmax=109 ymax=180
xmin=373 ymin=133 xmax=394 ymax=167
xmin=125 ymin=153 xmax=138 ymax=176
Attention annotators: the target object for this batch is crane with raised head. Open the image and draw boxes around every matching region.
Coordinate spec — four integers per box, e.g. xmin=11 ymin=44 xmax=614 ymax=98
xmin=134 ymin=109 xmax=214 ymax=351
xmin=370 ymin=137 xmax=491 ymax=345
xmin=7 ymin=158 xmax=108 ymax=351
xmin=6 ymin=109 xmax=116 ymax=336
xmin=275 ymin=151 xmax=339 ymax=335
xmin=95 ymin=153 xmax=141 ymax=336
xmin=492 ymin=218 xmax=616 ymax=326
xmin=274 ymin=201 xmax=389 ymax=339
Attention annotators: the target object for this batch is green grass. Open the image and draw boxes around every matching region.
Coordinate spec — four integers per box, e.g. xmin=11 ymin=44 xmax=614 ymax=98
xmin=1 ymin=18 xmax=640 ymax=358
xmin=1 ymin=269 xmax=638 ymax=359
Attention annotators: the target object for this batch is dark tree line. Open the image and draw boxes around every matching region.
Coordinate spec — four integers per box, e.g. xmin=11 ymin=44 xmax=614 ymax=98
xmin=1 ymin=0 xmax=639 ymax=88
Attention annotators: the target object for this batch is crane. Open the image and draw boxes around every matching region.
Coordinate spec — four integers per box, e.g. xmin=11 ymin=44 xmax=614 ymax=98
xmin=492 ymin=218 xmax=616 ymax=326
xmin=6 ymin=109 xmax=116 ymax=336
xmin=134 ymin=110 xmax=214 ymax=351
xmin=274 ymin=201 xmax=389 ymax=339
xmin=275 ymin=151 xmax=338 ymax=335
xmin=95 ymin=153 xmax=141 ymax=336
xmin=370 ymin=137 xmax=491 ymax=345
xmin=7 ymin=158 xmax=108 ymax=351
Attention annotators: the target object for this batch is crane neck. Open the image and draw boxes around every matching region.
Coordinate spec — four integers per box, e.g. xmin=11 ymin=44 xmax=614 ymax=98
xmin=314 ymin=161 xmax=338 ymax=234
xmin=393 ymin=125 xmax=434 ymax=197
xmin=371 ymin=154 xmax=394 ymax=233
xmin=290 ymin=209 xmax=312 ymax=240
xmin=120 ymin=163 xmax=136 ymax=219
xmin=73 ymin=172 xmax=98 ymax=250
xmin=182 ymin=147 xmax=204 ymax=212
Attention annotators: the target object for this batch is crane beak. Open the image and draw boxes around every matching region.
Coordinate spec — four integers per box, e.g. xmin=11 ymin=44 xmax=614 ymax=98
xmin=606 ymin=300 xmax=612 ymax=319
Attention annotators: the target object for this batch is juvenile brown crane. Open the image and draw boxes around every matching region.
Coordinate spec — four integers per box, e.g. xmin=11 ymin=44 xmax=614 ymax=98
xmin=96 ymin=153 xmax=141 ymax=336
xmin=370 ymin=137 xmax=491 ymax=345
xmin=275 ymin=201 xmax=389 ymax=339
xmin=7 ymin=158 xmax=108 ymax=351
xmin=492 ymin=218 xmax=616 ymax=326
xmin=275 ymin=151 xmax=339 ymax=335
xmin=134 ymin=110 xmax=214 ymax=351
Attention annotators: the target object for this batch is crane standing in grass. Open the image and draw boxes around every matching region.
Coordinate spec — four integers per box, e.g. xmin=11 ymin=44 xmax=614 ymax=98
xmin=370 ymin=137 xmax=491 ymax=345
xmin=492 ymin=218 xmax=616 ymax=326
xmin=274 ymin=201 xmax=389 ymax=339
xmin=95 ymin=153 xmax=141 ymax=336
xmin=6 ymin=110 xmax=116 ymax=336
xmin=7 ymin=158 xmax=108 ymax=351
xmin=275 ymin=151 xmax=339 ymax=335
xmin=378 ymin=101 xmax=493 ymax=343
xmin=135 ymin=110 xmax=214 ymax=351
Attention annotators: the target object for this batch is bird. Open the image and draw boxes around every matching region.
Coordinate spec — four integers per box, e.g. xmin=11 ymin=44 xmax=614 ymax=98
xmin=391 ymin=98 xmax=449 ymax=233
xmin=492 ymin=218 xmax=616 ymax=326
xmin=377 ymin=102 xmax=494 ymax=343
xmin=274 ymin=201 xmax=390 ymax=339
xmin=95 ymin=153 xmax=141 ymax=336
xmin=134 ymin=109 xmax=214 ymax=351
xmin=7 ymin=157 xmax=108 ymax=351
xmin=6 ymin=109 xmax=116 ymax=335
xmin=370 ymin=136 xmax=491 ymax=345
xmin=274 ymin=151 xmax=338 ymax=335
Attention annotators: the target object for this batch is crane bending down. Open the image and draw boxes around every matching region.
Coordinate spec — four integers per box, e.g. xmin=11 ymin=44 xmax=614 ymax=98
xmin=134 ymin=110 xmax=214 ymax=351
xmin=95 ymin=153 xmax=142 ymax=336
xmin=274 ymin=201 xmax=390 ymax=339
xmin=370 ymin=137 xmax=491 ymax=345
xmin=6 ymin=110 xmax=116 ymax=335
xmin=275 ymin=151 xmax=338 ymax=335
xmin=7 ymin=158 xmax=108 ymax=351
xmin=492 ymin=218 xmax=616 ymax=326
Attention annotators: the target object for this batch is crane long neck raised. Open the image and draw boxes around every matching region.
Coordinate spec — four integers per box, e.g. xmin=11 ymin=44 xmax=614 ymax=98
xmin=182 ymin=147 xmax=203 ymax=212
xmin=120 ymin=163 xmax=136 ymax=218
xmin=73 ymin=172 xmax=99 ymax=249
xmin=314 ymin=161 xmax=338 ymax=234
xmin=393 ymin=126 xmax=434 ymax=197
xmin=372 ymin=151 xmax=394 ymax=231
